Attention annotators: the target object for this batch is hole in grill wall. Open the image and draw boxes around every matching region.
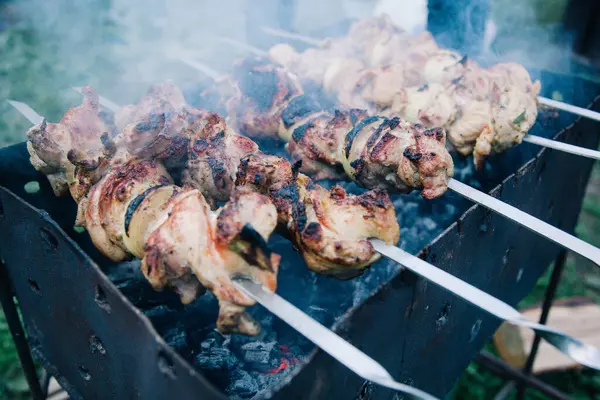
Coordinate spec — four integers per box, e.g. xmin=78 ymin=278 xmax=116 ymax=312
xmin=28 ymin=279 xmax=41 ymax=295
xmin=40 ymin=227 xmax=59 ymax=251
xmin=77 ymin=365 xmax=91 ymax=381
xmin=94 ymin=285 xmax=111 ymax=313
xmin=89 ymin=334 xmax=106 ymax=355
xmin=157 ymin=351 xmax=176 ymax=380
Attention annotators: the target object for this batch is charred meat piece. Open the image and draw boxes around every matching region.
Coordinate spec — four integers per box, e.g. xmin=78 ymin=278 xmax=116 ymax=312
xmin=226 ymin=57 xmax=304 ymax=138
xmin=341 ymin=116 xmax=454 ymax=199
xmin=139 ymin=186 xmax=280 ymax=335
xmin=183 ymin=112 xmax=259 ymax=203
xmin=235 ymin=153 xmax=400 ymax=278
xmin=28 ymin=88 xmax=282 ymax=336
xmin=26 ymin=87 xmax=116 ymax=200
xmin=287 ymin=109 xmax=367 ymax=180
xmin=114 ymin=81 xmax=187 ymax=131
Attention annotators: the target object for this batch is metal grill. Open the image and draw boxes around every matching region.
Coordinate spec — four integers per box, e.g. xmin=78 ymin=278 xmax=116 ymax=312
xmin=0 ymin=68 xmax=599 ymax=399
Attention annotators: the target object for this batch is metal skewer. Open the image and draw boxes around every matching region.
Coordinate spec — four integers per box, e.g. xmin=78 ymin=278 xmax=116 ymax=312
xmin=370 ymin=240 xmax=600 ymax=371
xmin=260 ymin=26 xmax=324 ymax=47
xmin=17 ymin=94 xmax=600 ymax=371
xmin=522 ymin=134 xmax=600 ymax=160
xmin=447 ymin=178 xmax=600 ymax=267
xmin=66 ymin=75 xmax=600 ymax=269
xmin=538 ymin=96 xmax=600 ymax=123
xmin=8 ymin=101 xmax=43 ymax=125
xmin=233 ymin=278 xmax=438 ymax=400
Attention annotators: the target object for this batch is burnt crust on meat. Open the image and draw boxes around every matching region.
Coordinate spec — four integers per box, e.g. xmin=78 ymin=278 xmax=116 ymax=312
xmin=235 ymin=153 xmax=399 ymax=278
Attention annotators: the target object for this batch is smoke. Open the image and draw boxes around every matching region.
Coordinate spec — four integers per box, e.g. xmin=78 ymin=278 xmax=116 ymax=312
xmin=0 ymin=0 xmax=578 ymax=116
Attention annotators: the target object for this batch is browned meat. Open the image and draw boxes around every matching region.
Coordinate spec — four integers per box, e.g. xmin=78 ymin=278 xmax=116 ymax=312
xmin=27 ymin=88 xmax=282 ymax=336
xmin=83 ymin=158 xmax=280 ymax=334
xmin=183 ymin=112 xmax=259 ymax=203
xmin=287 ymin=108 xmax=368 ymax=180
xmin=340 ymin=116 xmax=454 ymax=199
xmin=235 ymin=153 xmax=399 ymax=279
xmin=26 ymin=87 xmax=116 ymax=200
xmin=226 ymin=57 xmax=304 ymax=138
xmin=114 ymin=81 xmax=187 ymax=131
xmin=213 ymin=63 xmax=455 ymax=198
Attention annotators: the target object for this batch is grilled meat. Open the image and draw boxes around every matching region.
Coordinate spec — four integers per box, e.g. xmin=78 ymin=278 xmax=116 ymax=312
xmin=182 ymin=112 xmax=259 ymax=203
xmin=180 ymin=109 xmax=401 ymax=278
xmin=26 ymin=88 xmax=281 ymax=336
xmin=226 ymin=57 xmax=304 ymax=138
xmin=26 ymin=86 xmax=116 ymax=200
xmin=115 ymin=81 xmax=187 ymax=131
xmin=262 ymin=15 xmax=543 ymax=168
xmin=235 ymin=153 xmax=399 ymax=279
xmin=215 ymin=63 xmax=454 ymax=199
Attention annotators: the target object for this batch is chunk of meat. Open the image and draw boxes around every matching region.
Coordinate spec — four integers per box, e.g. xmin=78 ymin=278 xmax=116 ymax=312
xmin=26 ymin=87 xmax=116 ymax=200
xmin=388 ymin=83 xmax=457 ymax=128
xmin=226 ymin=57 xmax=304 ymax=138
xmin=235 ymin=153 xmax=399 ymax=278
xmin=341 ymin=116 xmax=454 ymax=199
xmin=140 ymin=187 xmax=280 ymax=335
xmin=183 ymin=112 xmax=259 ymax=203
xmin=114 ymin=81 xmax=187 ymax=131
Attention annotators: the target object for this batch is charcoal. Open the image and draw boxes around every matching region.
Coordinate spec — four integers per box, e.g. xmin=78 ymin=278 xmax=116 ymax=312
xmin=227 ymin=370 xmax=259 ymax=399
xmin=240 ymin=341 xmax=280 ymax=370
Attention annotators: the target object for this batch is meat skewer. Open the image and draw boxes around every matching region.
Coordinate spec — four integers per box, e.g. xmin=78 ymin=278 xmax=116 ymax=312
xmin=62 ymin=87 xmax=600 ymax=370
xmin=13 ymin=91 xmax=282 ymax=336
xmin=215 ymin=37 xmax=600 ymax=164
xmin=175 ymin=57 xmax=600 ymax=270
xmin=10 ymin=98 xmax=444 ymax=400
xmin=260 ymin=22 xmax=600 ymax=124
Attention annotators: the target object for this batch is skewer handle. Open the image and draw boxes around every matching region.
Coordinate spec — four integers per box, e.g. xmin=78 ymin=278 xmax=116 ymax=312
xmin=447 ymin=178 xmax=600 ymax=268
xmin=233 ymin=278 xmax=438 ymax=400
xmin=370 ymin=240 xmax=600 ymax=371
xmin=538 ymin=96 xmax=600 ymax=123
xmin=523 ymin=134 xmax=600 ymax=161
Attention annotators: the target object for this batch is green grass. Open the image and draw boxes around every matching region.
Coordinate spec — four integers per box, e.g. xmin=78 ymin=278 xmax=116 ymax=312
xmin=0 ymin=311 xmax=32 ymax=399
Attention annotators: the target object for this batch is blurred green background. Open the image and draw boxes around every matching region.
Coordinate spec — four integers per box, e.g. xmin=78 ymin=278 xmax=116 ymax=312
xmin=1 ymin=0 xmax=600 ymax=398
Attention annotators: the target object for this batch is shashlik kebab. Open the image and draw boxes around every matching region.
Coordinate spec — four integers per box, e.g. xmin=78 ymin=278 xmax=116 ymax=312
xmin=194 ymin=57 xmax=455 ymax=200
xmin=114 ymin=82 xmax=400 ymax=279
xmin=64 ymin=84 xmax=600 ymax=371
xmin=24 ymin=87 xmax=283 ymax=336
xmin=15 ymin=97 xmax=442 ymax=400
xmin=174 ymin=56 xmax=600 ymax=269
xmin=259 ymin=16 xmax=600 ymax=166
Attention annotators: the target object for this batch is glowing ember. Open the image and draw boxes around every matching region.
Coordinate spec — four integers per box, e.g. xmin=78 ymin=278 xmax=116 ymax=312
xmin=267 ymin=358 xmax=290 ymax=375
